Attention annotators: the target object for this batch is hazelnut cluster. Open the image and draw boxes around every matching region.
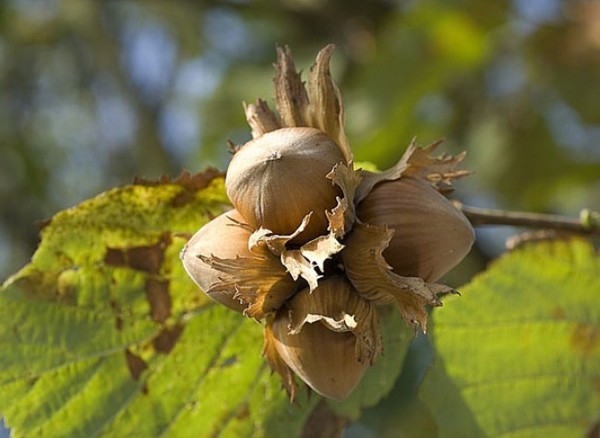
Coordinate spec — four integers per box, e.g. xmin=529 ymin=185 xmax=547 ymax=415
xmin=181 ymin=45 xmax=474 ymax=401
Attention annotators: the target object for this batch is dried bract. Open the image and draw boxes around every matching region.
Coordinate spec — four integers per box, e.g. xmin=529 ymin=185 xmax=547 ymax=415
xmin=268 ymin=277 xmax=377 ymax=400
xmin=181 ymin=209 xmax=296 ymax=318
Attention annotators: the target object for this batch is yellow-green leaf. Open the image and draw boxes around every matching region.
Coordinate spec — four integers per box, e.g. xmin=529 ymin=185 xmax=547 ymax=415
xmin=0 ymin=171 xmax=317 ymax=437
xmin=421 ymin=238 xmax=600 ymax=437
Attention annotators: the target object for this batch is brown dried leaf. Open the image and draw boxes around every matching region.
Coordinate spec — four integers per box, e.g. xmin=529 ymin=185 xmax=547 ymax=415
xmin=326 ymin=162 xmax=362 ymax=237
xmin=286 ymin=277 xmax=382 ymax=365
xmin=280 ymin=249 xmax=321 ymax=291
xmin=298 ymin=232 xmax=344 ymax=273
xmin=244 ymin=99 xmax=281 ymax=139
xmin=402 ymin=140 xmax=471 ymax=192
xmin=356 ymin=139 xmax=470 ymax=202
xmin=342 ymin=222 xmax=454 ymax=332
xmin=198 ymin=254 xmax=295 ymax=320
xmin=248 ymin=213 xmax=312 ymax=256
xmin=307 ymin=44 xmax=352 ymax=163
xmin=280 ymin=230 xmax=344 ymax=292
xmin=274 ymin=46 xmax=310 ymax=127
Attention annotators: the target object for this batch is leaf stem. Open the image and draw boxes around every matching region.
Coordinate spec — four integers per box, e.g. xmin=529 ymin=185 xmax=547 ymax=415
xmin=453 ymin=202 xmax=600 ymax=238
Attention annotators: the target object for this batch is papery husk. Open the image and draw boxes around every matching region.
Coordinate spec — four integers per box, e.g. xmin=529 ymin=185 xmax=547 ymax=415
xmin=244 ymin=44 xmax=352 ymax=163
xmin=355 ymin=139 xmax=471 ymax=203
xmin=326 ymin=161 xmax=362 ymax=237
xmin=225 ymin=127 xmax=345 ymax=245
xmin=279 ymin=232 xmax=344 ymax=292
xmin=286 ymin=276 xmax=382 ymax=364
xmin=305 ymin=45 xmax=351 ymax=163
xmin=247 ymin=213 xmax=343 ymax=292
xmin=180 ymin=209 xmax=296 ymax=318
xmin=243 ymin=99 xmax=281 ymax=139
xmin=342 ymin=221 xmax=458 ymax=332
xmin=357 ymin=177 xmax=475 ymax=282
xmin=269 ymin=277 xmax=378 ymax=400
xmin=245 ymin=160 xmax=360 ymax=294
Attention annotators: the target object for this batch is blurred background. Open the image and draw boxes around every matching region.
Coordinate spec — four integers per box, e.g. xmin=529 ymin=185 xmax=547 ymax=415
xmin=0 ymin=0 xmax=599 ymax=436
xmin=1 ymin=0 xmax=600 ymax=283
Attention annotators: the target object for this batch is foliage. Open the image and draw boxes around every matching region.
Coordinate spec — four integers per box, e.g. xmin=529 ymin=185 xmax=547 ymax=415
xmin=2 ymin=171 xmax=598 ymax=436
xmin=421 ymin=238 xmax=600 ymax=437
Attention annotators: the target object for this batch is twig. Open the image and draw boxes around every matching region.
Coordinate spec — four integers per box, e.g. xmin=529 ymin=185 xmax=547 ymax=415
xmin=505 ymin=230 xmax=561 ymax=250
xmin=453 ymin=202 xmax=600 ymax=238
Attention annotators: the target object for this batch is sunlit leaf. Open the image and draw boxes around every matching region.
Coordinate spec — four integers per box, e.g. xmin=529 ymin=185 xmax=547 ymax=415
xmin=421 ymin=238 xmax=600 ymax=437
xmin=0 ymin=171 xmax=317 ymax=437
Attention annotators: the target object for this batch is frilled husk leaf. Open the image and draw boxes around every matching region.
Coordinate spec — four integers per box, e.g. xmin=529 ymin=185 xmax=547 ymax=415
xmin=342 ymin=222 xmax=457 ymax=332
xmin=326 ymin=161 xmax=362 ymax=237
xmin=181 ymin=209 xmax=296 ymax=319
xmin=356 ymin=139 xmax=471 ymax=203
xmin=248 ymin=212 xmax=313 ymax=256
xmin=267 ymin=277 xmax=378 ymax=401
xmin=249 ymin=213 xmax=344 ymax=292
xmin=281 ymin=233 xmax=344 ymax=291
xmin=273 ymin=46 xmax=310 ymax=128
xmin=244 ymin=44 xmax=352 ymax=164
xmin=199 ymin=254 xmax=297 ymax=320
xmin=306 ymin=45 xmax=351 ymax=163
xmin=285 ymin=276 xmax=382 ymax=365
xmin=243 ymin=99 xmax=281 ymax=139
xmin=247 ymin=159 xmax=363 ymax=293
xmin=357 ymin=176 xmax=475 ymax=282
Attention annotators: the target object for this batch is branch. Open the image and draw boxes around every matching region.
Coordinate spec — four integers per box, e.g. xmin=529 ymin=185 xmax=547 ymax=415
xmin=453 ymin=202 xmax=600 ymax=238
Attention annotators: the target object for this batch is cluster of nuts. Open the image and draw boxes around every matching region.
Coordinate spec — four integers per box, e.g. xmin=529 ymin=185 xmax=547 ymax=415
xmin=181 ymin=45 xmax=474 ymax=401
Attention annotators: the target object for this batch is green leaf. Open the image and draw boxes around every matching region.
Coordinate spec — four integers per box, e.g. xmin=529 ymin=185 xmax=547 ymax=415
xmin=0 ymin=171 xmax=317 ymax=437
xmin=421 ymin=238 xmax=600 ymax=437
xmin=329 ymin=307 xmax=413 ymax=420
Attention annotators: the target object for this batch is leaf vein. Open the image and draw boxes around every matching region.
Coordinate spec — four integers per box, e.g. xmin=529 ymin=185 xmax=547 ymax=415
xmin=156 ymin=317 xmax=247 ymax=438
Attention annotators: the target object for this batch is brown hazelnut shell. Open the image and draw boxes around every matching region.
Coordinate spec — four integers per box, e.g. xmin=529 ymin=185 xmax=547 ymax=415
xmin=225 ymin=127 xmax=344 ymax=245
xmin=180 ymin=209 xmax=250 ymax=312
xmin=270 ymin=277 xmax=376 ymax=401
xmin=357 ymin=177 xmax=474 ymax=282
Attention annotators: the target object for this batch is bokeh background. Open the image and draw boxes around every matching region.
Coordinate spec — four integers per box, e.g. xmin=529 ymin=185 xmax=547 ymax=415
xmin=1 ymin=0 xmax=599 ymax=436
xmin=2 ymin=0 xmax=600 ymax=283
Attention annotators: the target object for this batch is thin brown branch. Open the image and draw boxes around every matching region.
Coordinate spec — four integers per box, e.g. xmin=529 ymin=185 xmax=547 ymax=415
xmin=453 ymin=202 xmax=600 ymax=238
